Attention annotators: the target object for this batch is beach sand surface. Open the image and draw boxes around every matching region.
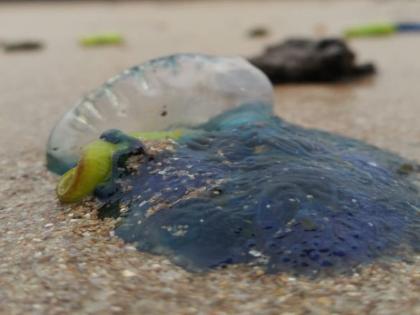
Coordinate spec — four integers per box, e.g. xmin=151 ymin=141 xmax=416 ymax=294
xmin=0 ymin=1 xmax=419 ymax=314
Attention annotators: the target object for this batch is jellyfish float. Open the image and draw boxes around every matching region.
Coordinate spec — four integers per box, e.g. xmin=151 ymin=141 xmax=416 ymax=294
xmin=47 ymin=54 xmax=419 ymax=275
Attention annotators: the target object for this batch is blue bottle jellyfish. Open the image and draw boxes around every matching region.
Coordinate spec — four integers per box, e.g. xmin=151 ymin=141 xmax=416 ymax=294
xmin=48 ymin=54 xmax=420 ymax=275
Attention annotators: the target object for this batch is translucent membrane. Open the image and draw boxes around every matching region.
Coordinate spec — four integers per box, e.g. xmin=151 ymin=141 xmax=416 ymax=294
xmin=47 ymin=54 xmax=274 ymax=174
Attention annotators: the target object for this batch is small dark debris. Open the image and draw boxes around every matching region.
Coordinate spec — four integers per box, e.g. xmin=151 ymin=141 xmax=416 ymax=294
xmin=397 ymin=163 xmax=420 ymax=175
xmin=249 ymin=38 xmax=375 ymax=83
xmin=1 ymin=40 xmax=44 ymax=53
xmin=161 ymin=110 xmax=168 ymax=117
xmin=247 ymin=26 xmax=270 ymax=38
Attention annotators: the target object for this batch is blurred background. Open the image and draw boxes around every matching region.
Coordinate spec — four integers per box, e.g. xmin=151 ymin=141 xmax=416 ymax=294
xmin=1 ymin=0 xmax=419 ymax=161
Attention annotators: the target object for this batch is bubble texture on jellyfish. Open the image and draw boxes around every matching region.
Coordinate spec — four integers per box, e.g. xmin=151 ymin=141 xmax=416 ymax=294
xmin=96 ymin=104 xmax=419 ymax=275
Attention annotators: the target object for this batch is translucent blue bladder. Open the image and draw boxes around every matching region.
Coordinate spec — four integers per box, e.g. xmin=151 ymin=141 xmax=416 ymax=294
xmin=47 ymin=54 xmax=273 ymax=175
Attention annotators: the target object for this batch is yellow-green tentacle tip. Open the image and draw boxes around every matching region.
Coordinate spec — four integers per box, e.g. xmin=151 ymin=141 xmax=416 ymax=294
xmin=56 ymin=129 xmax=186 ymax=204
xmin=57 ymin=140 xmax=116 ymax=204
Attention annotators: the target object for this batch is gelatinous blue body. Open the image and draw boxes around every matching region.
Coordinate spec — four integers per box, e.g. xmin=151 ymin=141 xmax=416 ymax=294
xmin=97 ymin=104 xmax=420 ymax=274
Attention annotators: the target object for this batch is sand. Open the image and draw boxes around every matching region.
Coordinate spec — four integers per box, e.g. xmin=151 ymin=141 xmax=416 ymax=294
xmin=0 ymin=1 xmax=419 ymax=314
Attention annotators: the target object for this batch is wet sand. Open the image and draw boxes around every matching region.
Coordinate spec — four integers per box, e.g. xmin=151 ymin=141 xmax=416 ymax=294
xmin=0 ymin=1 xmax=419 ymax=314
